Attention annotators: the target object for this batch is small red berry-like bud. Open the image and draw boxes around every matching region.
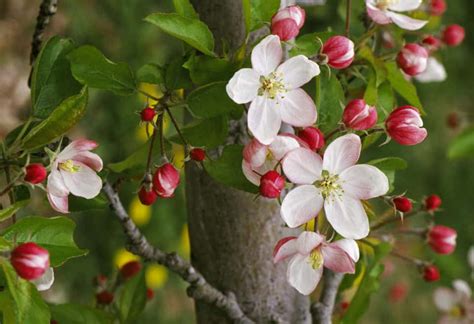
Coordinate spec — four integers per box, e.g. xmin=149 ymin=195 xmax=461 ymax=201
xmin=340 ymin=301 xmax=350 ymax=311
xmin=385 ymin=106 xmax=427 ymax=146
xmin=389 ymin=282 xmax=408 ymax=303
xmin=425 ymin=194 xmax=442 ymax=212
xmin=24 ymin=163 xmax=47 ymax=184
xmin=11 ymin=242 xmax=49 ymax=280
xmin=146 ymin=288 xmax=155 ymax=301
xmin=397 ymin=43 xmax=428 ymax=76
xmin=297 ymin=127 xmax=325 ymax=151
xmin=138 ymin=186 xmax=158 ymax=206
xmin=259 ymin=171 xmax=285 ymax=199
xmin=423 ymin=265 xmax=440 ymax=282
xmin=393 ymin=196 xmax=413 ymax=213
xmin=96 ymin=291 xmax=114 ymax=305
xmin=271 ymin=5 xmax=305 ymax=41
xmin=446 ymin=112 xmax=460 ymax=130
xmin=342 ymin=99 xmax=377 ymax=131
xmin=140 ymin=107 xmax=157 ymax=122
xmin=429 ymin=0 xmax=446 ymax=16
xmin=443 ymin=24 xmax=465 ymax=47
xmin=120 ymin=261 xmax=142 ymax=280
xmin=190 ymin=148 xmax=206 ymax=162
xmin=321 ymin=36 xmax=355 ymax=69
xmin=421 ymin=35 xmax=442 ymax=53
xmin=153 ymin=163 xmax=180 ymax=198
xmin=428 ymin=225 xmax=457 ymax=255
xmin=93 ymin=274 xmax=108 ymax=287
xmin=50 ymin=320 xmax=59 ymax=324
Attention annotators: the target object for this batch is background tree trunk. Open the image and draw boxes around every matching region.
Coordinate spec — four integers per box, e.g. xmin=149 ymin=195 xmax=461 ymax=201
xmin=186 ymin=0 xmax=310 ymax=323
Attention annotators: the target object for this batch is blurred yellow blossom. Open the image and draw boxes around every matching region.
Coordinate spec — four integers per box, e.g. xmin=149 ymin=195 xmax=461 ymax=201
xmin=179 ymin=224 xmax=190 ymax=257
xmin=146 ymin=264 xmax=168 ymax=289
xmin=129 ymin=196 xmax=152 ymax=227
xmin=114 ymin=248 xmax=140 ymax=268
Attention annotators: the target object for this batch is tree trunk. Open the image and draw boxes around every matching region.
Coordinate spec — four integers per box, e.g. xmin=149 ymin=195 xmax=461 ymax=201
xmin=186 ymin=0 xmax=310 ymax=323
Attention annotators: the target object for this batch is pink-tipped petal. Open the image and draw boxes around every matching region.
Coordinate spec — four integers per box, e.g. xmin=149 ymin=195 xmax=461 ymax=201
xmin=243 ymin=138 xmax=268 ymax=168
xmin=331 ymin=239 xmax=360 ymax=262
xmin=323 ymin=134 xmax=361 ymax=174
xmin=388 ymin=0 xmax=422 ymax=12
xmin=282 ymin=148 xmax=322 ymax=184
xmin=321 ymin=244 xmax=355 ymax=273
xmin=340 ymin=164 xmax=389 ymax=200
xmin=287 ymin=254 xmax=323 ymax=295
xmin=268 ymin=135 xmax=300 ymax=161
xmin=251 ymin=35 xmax=282 ymax=76
xmin=226 ymin=68 xmax=260 ymax=104
xmin=281 ymin=185 xmax=323 ymax=228
xmin=58 ymin=139 xmax=98 ymax=160
xmin=273 ymin=237 xmax=298 ymax=263
xmin=47 ymin=170 xmax=69 ymax=197
xmin=279 ymin=89 xmax=317 ymax=127
xmin=386 ymin=11 xmax=427 ymax=31
xmin=296 ymin=231 xmax=325 ymax=255
xmin=60 ymin=163 xmax=102 ymax=199
xmin=47 ymin=192 xmax=69 ymax=214
xmin=248 ymin=97 xmax=281 ymax=145
xmin=277 ymin=55 xmax=320 ymax=90
xmin=324 ymin=194 xmax=369 ymax=239
xmin=366 ymin=3 xmax=392 ymax=25
xmin=242 ymin=160 xmax=261 ymax=186
xmin=72 ymin=151 xmax=103 ymax=172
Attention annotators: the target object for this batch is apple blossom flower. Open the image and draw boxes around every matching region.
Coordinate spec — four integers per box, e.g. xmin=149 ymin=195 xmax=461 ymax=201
xmin=397 ymin=43 xmax=429 ymax=76
xmin=443 ymin=24 xmax=465 ymax=47
xmin=273 ymin=231 xmax=359 ymax=295
xmin=259 ymin=170 xmax=285 ymax=198
xmin=321 ymin=36 xmax=355 ymax=69
xmin=281 ymin=134 xmax=389 ymax=239
xmin=226 ymin=35 xmax=319 ymax=145
xmin=153 ymin=163 xmax=180 ymax=198
xmin=24 ymin=163 xmax=47 ymax=184
xmin=385 ymin=106 xmax=427 ymax=145
xmin=434 ymin=280 xmax=474 ymax=323
xmin=342 ymin=99 xmax=378 ymax=130
xmin=428 ymin=225 xmax=457 ymax=255
xmin=415 ymin=58 xmax=447 ymax=83
xmin=297 ymin=127 xmax=325 ymax=151
xmin=365 ymin=0 xmax=427 ymax=31
xmin=47 ymin=139 xmax=103 ymax=214
xmin=271 ymin=5 xmax=306 ymax=41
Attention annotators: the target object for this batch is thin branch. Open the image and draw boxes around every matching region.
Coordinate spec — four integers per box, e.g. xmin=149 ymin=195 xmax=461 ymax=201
xmin=30 ymin=0 xmax=59 ymax=65
xmin=102 ymin=182 xmax=253 ymax=324
xmin=311 ymin=270 xmax=344 ymax=324
xmin=345 ymin=0 xmax=352 ymax=37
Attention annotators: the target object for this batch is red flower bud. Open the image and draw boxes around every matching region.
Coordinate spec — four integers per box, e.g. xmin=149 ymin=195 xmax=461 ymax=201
xmin=428 ymin=225 xmax=457 ymax=255
xmin=297 ymin=127 xmax=325 ymax=151
xmin=321 ymin=36 xmax=355 ymax=69
xmin=153 ymin=163 xmax=180 ymax=198
xmin=146 ymin=288 xmax=155 ymax=301
xmin=140 ymin=107 xmax=157 ymax=122
xmin=385 ymin=106 xmax=427 ymax=146
xmin=138 ymin=186 xmax=158 ymax=206
xmin=24 ymin=163 xmax=47 ymax=184
xmin=96 ymin=291 xmax=114 ymax=305
xmin=393 ymin=196 xmax=412 ymax=213
xmin=423 ymin=265 xmax=440 ymax=282
xmin=271 ymin=5 xmax=305 ymax=41
xmin=11 ymin=242 xmax=49 ymax=280
xmin=120 ymin=261 xmax=142 ymax=280
xmin=342 ymin=99 xmax=377 ymax=130
xmin=340 ymin=301 xmax=350 ymax=311
xmin=389 ymin=282 xmax=408 ymax=303
xmin=259 ymin=171 xmax=285 ymax=199
xmin=430 ymin=0 xmax=446 ymax=16
xmin=443 ymin=24 xmax=465 ymax=47
xmin=190 ymin=148 xmax=206 ymax=162
xmin=421 ymin=35 xmax=442 ymax=53
xmin=446 ymin=112 xmax=460 ymax=130
xmin=397 ymin=43 xmax=428 ymax=76
xmin=425 ymin=194 xmax=442 ymax=212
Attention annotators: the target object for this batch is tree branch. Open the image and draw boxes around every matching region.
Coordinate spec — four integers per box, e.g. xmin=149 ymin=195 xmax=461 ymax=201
xmin=30 ymin=0 xmax=59 ymax=65
xmin=102 ymin=182 xmax=254 ymax=324
xmin=311 ymin=270 xmax=344 ymax=324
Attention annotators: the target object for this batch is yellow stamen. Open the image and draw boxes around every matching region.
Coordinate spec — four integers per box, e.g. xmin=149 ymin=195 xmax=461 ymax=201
xmin=59 ymin=160 xmax=81 ymax=173
xmin=309 ymin=249 xmax=324 ymax=270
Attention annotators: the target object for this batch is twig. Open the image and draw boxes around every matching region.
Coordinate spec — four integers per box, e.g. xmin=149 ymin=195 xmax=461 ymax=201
xmin=345 ymin=0 xmax=352 ymax=37
xmin=311 ymin=270 xmax=344 ymax=324
xmin=102 ymin=182 xmax=253 ymax=324
xmin=30 ymin=0 xmax=59 ymax=65
xmin=165 ymin=106 xmax=189 ymax=154
xmin=370 ymin=209 xmax=419 ymax=231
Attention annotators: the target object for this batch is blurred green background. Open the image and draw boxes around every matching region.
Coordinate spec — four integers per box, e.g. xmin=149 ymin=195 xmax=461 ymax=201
xmin=0 ymin=0 xmax=472 ymax=323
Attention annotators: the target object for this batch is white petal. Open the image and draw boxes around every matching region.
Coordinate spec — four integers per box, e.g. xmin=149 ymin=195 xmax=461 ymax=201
xmin=268 ymin=135 xmax=300 ymax=161
xmin=279 ymin=89 xmax=317 ymax=127
xmin=281 ymin=185 xmax=324 ymax=228
xmin=388 ymin=0 xmax=422 ymax=12
xmin=282 ymin=148 xmax=322 ymax=184
xmin=273 ymin=237 xmax=298 ymax=263
xmin=387 ymin=11 xmax=427 ymax=31
xmin=323 ymin=134 xmax=361 ymax=174
xmin=60 ymin=162 xmax=102 ymax=199
xmin=287 ymin=254 xmax=323 ymax=295
xmin=58 ymin=139 xmax=98 ymax=160
xmin=340 ymin=164 xmax=389 ymax=200
xmin=248 ymin=96 xmax=281 ymax=145
xmin=47 ymin=169 xmax=69 ymax=197
xmin=433 ymin=287 xmax=459 ymax=312
xmin=276 ymin=55 xmax=320 ymax=90
xmin=321 ymin=244 xmax=355 ymax=273
xmin=226 ymin=68 xmax=260 ymax=104
xmin=415 ymin=58 xmax=447 ymax=83
xmin=331 ymin=239 xmax=360 ymax=262
xmin=366 ymin=3 xmax=392 ymax=25
xmin=242 ymin=160 xmax=261 ymax=186
xmin=32 ymin=267 xmax=54 ymax=291
xmin=72 ymin=151 xmax=103 ymax=172
xmin=324 ymin=194 xmax=369 ymax=239
xmin=296 ymin=231 xmax=325 ymax=255
xmin=453 ymin=280 xmax=472 ymax=300
xmin=468 ymin=246 xmax=474 ymax=269
xmin=251 ymin=35 xmax=282 ymax=76
xmin=47 ymin=193 xmax=69 ymax=214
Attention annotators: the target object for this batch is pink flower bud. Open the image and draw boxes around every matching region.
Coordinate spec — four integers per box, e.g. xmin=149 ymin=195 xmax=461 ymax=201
xmin=428 ymin=225 xmax=457 ymax=255
xmin=120 ymin=261 xmax=142 ymax=279
xmin=153 ymin=163 xmax=180 ymax=198
xmin=271 ymin=5 xmax=305 ymax=41
xmin=443 ymin=24 xmax=465 ymax=47
xmin=397 ymin=43 xmax=429 ymax=76
xmin=243 ymin=138 xmax=267 ymax=168
xmin=430 ymin=0 xmax=447 ymax=16
xmin=138 ymin=186 xmax=158 ymax=206
xmin=24 ymin=163 xmax=47 ymax=184
xmin=259 ymin=171 xmax=285 ymax=199
xmin=423 ymin=265 xmax=440 ymax=282
xmin=421 ymin=35 xmax=441 ymax=53
xmin=393 ymin=196 xmax=412 ymax=213
xmin=425 ymin=194 xmax=442 ymax=211
xmin=141 ymin=107 xmax=157 ymax=122
xmin=190 ymin=148 xmax=206 ymax=162
xmin=11 ymin=242 xmax=49 ymax=280
xmin=385 ymin=106 xmax=427 ymax=146
xmin=321 ymin=36 xmax=355 ymax=69
xmin=297 ymin=127 xmax=325 ymax=151
xmin=342 ymin=99 xmax=378 ymax=130
xmin=96 ymin=291 xmax=114 ymax=304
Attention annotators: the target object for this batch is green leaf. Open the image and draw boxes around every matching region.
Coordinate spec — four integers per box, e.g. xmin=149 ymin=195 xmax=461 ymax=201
xmin=183 ymin=55 xmax=237 ymax=85
xmin=289 ymin=32 xmax=333 ymax=58
xmin=0 ymin=289 xmax=16 ymax=324
xmin=165 ymin=57 xmax=193 ymax=90
xmin=136 ymin=63 xmax=165 ymax=85
xmin=68 ymin=194 xmax=108 ymax=212
xmin=170 ymin=116 xmax=228 ymax=149
xmin=0 ymin=200 xmax=29 ymax=222
xmin=2 ymin=216 xmax=87 ymax=267
xmin=1 ymin=261 xmax=51 ymax=324
xmin=31 ymin=36 xmax=83 ymax=119
xmin=117 ymin=270 xmax=147 ymax=323
xmin=364 ymin=70 xmax=377 ymax=106
xmin=204 ymin=145 xmax=258 ymax=193
xmin=376 ymin=81 xmax=394 ymax=121
xmin=243 ymin=0 xmax=280 ymax=32
xmin=172 ymin=0 xmax=197 ymax=18
xmin=144 ymin=13 xmax=215 ymax=56
xmin=448 ymin=127 xmax=474 ymax=159
xmin=0 ymin=237 xmax=13 ymax=252
xmin=21 ymin=87 xmax=88 ymax=150
xmin=67 ymin=46 xmax=136 ymax=95
xmin=187 ymin=82 xmax=242 ymax=118
xmin=385 ymin=62 xmax=424 ymax=112
xmin=50 ymin=303 xmax=112 ymax=324
xmin=317 ymin=72 xmax=344 ymax=133
xmin=358 ymin=46 xmax=387 ymax=86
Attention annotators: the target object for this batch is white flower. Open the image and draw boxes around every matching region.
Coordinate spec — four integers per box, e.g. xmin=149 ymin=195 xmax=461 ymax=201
xmin=32 ymin=267 xmax=54 ymax=291
xmin=366 ymin=0 xmax=427 ymax=31
xmin=226 ymin=35 xmax=319 ymax=145
xmin=281 ymin=134 xmax=389 ymax=239
xmin=434 ymin=280 xmax=474 ymax=324
xmin=415 ymin=57 xmax=447 ymax=83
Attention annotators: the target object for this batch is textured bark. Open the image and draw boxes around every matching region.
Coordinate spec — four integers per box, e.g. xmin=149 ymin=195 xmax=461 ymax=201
xmin=187 ymin=0 xmax=310 ymax=322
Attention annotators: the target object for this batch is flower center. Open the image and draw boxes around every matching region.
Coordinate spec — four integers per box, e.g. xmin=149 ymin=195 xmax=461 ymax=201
xmin=315 ymin=170 xmax=343 ymax=199
xmin=376 ymin=0 xmax=397 ymax=10
xmin=258 ymin=72 xmax=286 ymax=99
xmin=309 ymin=249 xmax=324 ymax=270
xmin=59 ymin=160 xmax=81 ymax=173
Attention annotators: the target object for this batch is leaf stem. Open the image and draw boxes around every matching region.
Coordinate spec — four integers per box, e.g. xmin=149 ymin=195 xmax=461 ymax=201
xmin=165 ymin=106 xmax=189 ymax=154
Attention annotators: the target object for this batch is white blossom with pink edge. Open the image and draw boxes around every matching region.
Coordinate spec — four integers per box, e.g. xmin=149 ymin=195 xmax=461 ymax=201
xmin=47 ymin=139 xmax=103 ymax=213
xmin=273 ymin=231 xmax=359 ymax=295
xmin=281 ymin=134 xmax=389 ymax=239
xmin=365 ymin=0 xmax=427 ymax=31
xmin=415 ymin=57 xmax=447 ymax=83
xmin=433 ymin=280 xmax=474 ymax=324
xmin=226 ymin=35 xmax=319 ymax=145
